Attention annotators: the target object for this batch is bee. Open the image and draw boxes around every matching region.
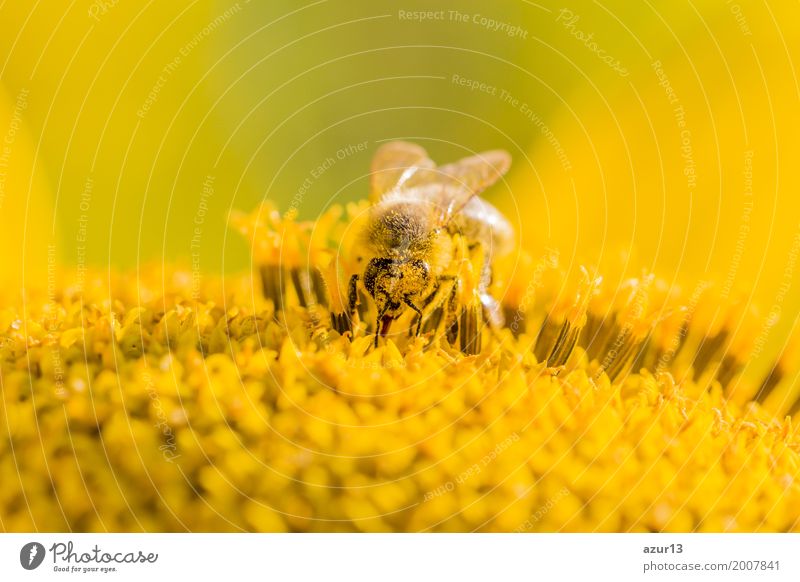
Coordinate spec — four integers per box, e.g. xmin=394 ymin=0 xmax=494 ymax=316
xmin=336 ymin=141 xmax=514 ymax=352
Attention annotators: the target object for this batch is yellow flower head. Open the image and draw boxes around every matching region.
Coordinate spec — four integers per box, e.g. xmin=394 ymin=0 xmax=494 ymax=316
xmin=2 ymin=197 xmax=800 ymax=533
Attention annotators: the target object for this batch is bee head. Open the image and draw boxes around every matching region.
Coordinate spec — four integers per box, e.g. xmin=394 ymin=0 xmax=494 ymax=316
xmin=363 ymin=257 xmax=430 ymax=317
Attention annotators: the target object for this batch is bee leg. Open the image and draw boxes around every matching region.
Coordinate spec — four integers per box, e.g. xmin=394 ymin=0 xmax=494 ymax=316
xmin=332 ymin=274 xmax=360 ymax=336
xmin=414 ymin=275 xmax=455 ymax=339
xmin=445 ymin=280 xmax=459 ymax=345
xmin=418 ymin=283 xmax=444 ymax=336
xmin=427 ymin=276 xmax=459 ymax=345
xmin=403 ymin=298 xmax=424 ymax=337
xmin=347 ymin=274 xmax=360 ymax=322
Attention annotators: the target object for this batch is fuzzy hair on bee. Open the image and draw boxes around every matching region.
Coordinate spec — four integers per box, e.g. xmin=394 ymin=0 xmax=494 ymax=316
xmin=334 ymin=141 xmax=514 ymax=352
xmin=365 ymin=194 xmax=437 ymax=256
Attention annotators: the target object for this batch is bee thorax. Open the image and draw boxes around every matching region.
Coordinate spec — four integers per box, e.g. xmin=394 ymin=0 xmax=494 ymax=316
xmin=368 ymin=199 xmax=435 ymax=254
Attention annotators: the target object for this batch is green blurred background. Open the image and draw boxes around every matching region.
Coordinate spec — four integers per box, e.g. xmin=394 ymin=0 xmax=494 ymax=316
xmin=0 ymin=0 xmax=678 ymax=270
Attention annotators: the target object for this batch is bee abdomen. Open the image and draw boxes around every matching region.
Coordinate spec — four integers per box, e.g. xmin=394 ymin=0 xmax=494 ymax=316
xmin=450 ymin=197 xmax=514 ymax=257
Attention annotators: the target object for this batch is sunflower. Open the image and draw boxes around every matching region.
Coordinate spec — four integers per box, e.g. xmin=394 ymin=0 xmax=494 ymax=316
xmin=2 ymin=201 xmax=798 ymax=533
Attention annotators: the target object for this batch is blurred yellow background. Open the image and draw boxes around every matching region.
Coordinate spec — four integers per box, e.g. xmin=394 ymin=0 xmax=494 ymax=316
xmin=1 ymin=0 xmax=799 ymax=377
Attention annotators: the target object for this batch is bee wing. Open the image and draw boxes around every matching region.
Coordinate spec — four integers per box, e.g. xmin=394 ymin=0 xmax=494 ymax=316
xmin=409 ymin=149 xmax=512 ymax=227
xmin=369 ymin=141 xmax=436 ymax=202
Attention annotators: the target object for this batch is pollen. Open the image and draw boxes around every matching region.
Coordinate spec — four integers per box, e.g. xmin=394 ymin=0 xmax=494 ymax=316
xmin=1 ymin=201 xmax=799 ymax=532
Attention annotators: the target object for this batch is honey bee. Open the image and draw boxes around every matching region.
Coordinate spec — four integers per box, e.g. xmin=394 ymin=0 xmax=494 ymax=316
xmin=337 ymin=141 xmax=514 ymax=351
